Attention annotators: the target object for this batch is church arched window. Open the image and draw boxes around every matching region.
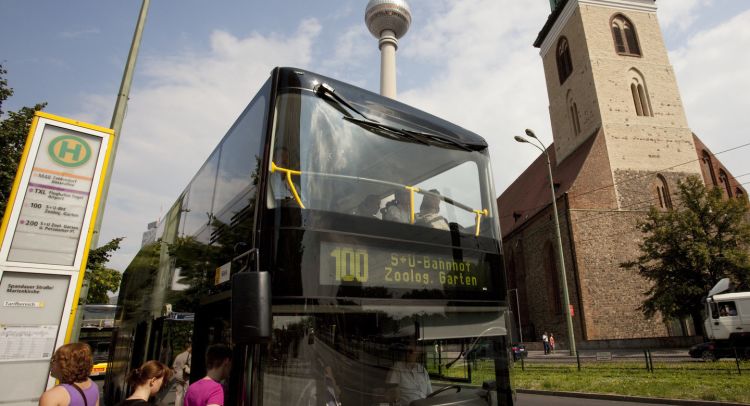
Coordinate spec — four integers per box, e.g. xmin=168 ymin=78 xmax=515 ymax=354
xmin=611 ymin=14 xmax=641 ymax=56
xmin=656 ymin=174 xmax=672 ymax=209
xmin=736 ymin=188 xmax=744 ymax=200
xmin=719 ymin=169 xmax=733 ymax=197
xmin=557 ymin=37 xmax=574 ymax=84
xmin=629 ymin=69 xmax=653 ymax=117
xmin=543 ymin=242 xmax=562 ymax=315
xmin=567 ymin=91 xmax=581 ymax=135
xmin=701 ymin=150 xmax=718 ymax=186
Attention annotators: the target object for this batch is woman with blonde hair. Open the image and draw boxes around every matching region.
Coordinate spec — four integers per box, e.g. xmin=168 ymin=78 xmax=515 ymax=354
xmin=39 ymin=343 xmax=99 ymax=406
xmin=116 ymin=360 xmax=173 ymax=405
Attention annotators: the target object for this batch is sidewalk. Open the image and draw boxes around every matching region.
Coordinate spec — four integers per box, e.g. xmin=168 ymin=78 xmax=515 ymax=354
xmin=523 ymin=348 xmax=692 ymax=360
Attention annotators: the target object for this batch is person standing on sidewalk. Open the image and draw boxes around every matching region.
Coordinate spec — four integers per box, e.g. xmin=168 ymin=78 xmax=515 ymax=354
xmin=39 ymin=343 xmax=99 ymax=406
xmin=542 ymin=332 xmax=550 ymax=355
xmin=549 ymin=334 xmax=556 ymax=353
xmin=173 ymin=343 xmax=192 ymax=406
xmin=116 ymin=360 xmax=172 ymax=405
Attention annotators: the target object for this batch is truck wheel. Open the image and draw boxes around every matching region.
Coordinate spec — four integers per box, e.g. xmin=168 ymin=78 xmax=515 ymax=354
xmin=701 ymin=350 xmax=717 ymax=362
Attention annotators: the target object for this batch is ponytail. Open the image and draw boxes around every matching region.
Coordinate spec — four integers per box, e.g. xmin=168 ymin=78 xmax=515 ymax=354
xmin=127 ymin=360 xmax=172 ymax=387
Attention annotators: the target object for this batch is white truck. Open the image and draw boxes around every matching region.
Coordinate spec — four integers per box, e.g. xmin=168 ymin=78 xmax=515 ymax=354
xmin=696 ymin=278 xmax=750 ymax=360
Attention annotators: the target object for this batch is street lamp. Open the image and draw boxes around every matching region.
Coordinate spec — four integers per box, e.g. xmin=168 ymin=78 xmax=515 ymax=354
xmin=508 ymin=288 xmax=523 ymax=344
xmin=514 ymin=129 xmax=577 ymax=356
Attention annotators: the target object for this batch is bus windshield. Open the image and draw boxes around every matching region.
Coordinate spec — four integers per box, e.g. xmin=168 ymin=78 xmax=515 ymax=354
xmin=259 ymin=303 xmax=507 ymax=406
xmin=269 ymin=91 xmax=497 ymax=238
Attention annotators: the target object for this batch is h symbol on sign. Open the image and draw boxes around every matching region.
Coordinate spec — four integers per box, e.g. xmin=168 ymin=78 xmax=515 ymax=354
xmin=57 ymin=141 xmax=82 ymax=161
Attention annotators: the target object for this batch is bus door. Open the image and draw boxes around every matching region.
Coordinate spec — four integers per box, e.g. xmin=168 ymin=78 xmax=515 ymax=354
xmin=192 ymin=292 xmax=233 ymax=382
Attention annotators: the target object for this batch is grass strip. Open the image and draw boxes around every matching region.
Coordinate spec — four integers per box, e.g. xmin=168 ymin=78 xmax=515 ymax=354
xmin=427 ymin=359 xmax=750 ymax=403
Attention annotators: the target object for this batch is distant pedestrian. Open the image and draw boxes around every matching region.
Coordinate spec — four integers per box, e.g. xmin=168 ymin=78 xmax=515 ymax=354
xmin=39 ymin=343 xmax=99 ymax=406
xmin=184 ymin=344 xmax=232 ymax=406
xmin=549 ymin=334 xmax=556 ymax=353
xmin=542 ymin=332 xmax=550 ymax=355
xmin=116 ymin=360 xmax=172 ymax=405
xmin=173 ymin=343 xmax=192 ymax=406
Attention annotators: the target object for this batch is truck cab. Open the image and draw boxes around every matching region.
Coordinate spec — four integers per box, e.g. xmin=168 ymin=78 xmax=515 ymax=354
xmin=703 ymin=279 xmax=750 ymax=355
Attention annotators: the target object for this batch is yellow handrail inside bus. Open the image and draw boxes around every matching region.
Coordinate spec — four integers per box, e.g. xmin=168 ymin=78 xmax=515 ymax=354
xmin=405 ymin=186 xmax=420 ymax=224
xmin=269 ymin=163 xmax=489 ymax=235
xmin=271 ymin=161 xmax=305 ymax=209
xmin=473 ymin=209 xmax=488 ymax=236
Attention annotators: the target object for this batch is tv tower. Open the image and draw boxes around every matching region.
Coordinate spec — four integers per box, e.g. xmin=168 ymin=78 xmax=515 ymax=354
xmin=365 ymin=0 xmax=412 ymax=98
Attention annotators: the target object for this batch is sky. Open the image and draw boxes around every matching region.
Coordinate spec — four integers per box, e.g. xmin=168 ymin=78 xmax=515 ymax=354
xmin=1 ymin=0 xmax=750 ymax=272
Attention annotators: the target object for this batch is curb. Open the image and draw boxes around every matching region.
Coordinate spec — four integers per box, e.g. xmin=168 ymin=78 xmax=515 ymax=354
xmin=517 ymin=389 xmax=748 ymax=406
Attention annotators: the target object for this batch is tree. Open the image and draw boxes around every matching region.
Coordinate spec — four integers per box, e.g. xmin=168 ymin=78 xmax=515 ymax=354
xmin=622 ymin=175 xmax=750 ymax=336
xmin=85 ymin=237 xmax=124 ymax=303
xmin=0 ymin=64 xmax=46 ymax=214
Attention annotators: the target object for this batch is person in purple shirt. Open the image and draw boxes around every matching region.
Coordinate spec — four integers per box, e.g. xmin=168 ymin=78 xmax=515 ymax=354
xmin=40 ymin=343 xmax=99 ymax=406
xmin=183 ymin=344 xmax=232 ymax=406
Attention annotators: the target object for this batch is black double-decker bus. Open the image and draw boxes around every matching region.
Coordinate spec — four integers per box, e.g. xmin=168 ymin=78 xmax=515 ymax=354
xmin=105 ymin=68 xmax=513 ymax=405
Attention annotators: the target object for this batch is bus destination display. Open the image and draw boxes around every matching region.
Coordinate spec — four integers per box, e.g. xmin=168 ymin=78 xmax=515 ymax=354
xmin=319 ymin=241 xmax=491 ymax=291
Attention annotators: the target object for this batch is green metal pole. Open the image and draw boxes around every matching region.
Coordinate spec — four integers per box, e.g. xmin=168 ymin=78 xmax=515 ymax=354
xmin=516 ymin=131 xmax=577 ymax=357
xmin=69 ymin=0 xmax=150 ymax=342
xmin=543 ymin=147 xmax=577 ymax=357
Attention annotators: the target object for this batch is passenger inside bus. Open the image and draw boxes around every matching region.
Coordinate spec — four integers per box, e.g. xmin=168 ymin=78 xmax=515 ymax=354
xmin=353 ymin=194 xmax=381 ymax=218
xmin=416 ymin=190 xmax=450 ymax=230
xmin=386 ymin=341 xmax=433 ymax=405
xmin=382 ymin=188 xmax=411 ymax=223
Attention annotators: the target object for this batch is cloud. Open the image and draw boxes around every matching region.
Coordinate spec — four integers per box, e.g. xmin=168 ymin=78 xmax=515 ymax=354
xmin=89 ymin=19 xmax=321 ymax=271
xmin=319 ymin=25 xmax=373 ymax=87
xmin=399 ymin=0 xmax=553 ymax=192
xmin=670 ymin=9 xmax=750 ymax=177
xmin=656 ymin=0 xmax=713 ymax=32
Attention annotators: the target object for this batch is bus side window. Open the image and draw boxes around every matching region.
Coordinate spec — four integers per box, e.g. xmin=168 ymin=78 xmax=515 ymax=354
xmin=710 ymin=302 xmax=719 ymax=319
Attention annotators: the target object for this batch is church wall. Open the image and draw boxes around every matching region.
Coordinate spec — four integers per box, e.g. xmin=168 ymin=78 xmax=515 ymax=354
xmin=569 ymin=208 xmax=669 ymax=339
xmin=541 ymin=7 xmax=602 ymax=165
xmin=502 ymin=200 xmax=586 ymax=349
xmin=576 ymin=4 xmax=703 ymax=179
xmin=612 ymin=169 xmax=694 ymax=210
xmin=566 ymin=129 xmax=618 ymax=210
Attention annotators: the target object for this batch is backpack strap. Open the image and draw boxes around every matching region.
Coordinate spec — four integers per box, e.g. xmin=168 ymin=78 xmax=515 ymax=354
xmin=69 ymin=383 xmax=88 ymax=406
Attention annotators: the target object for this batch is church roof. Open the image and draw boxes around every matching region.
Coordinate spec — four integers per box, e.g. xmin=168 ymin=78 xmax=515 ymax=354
xmin=534 ymin=1 xmax=659 ymax=48
xmin=497 ymin=129 xmax=599 ymax=238
xmin=692 ymin=134 xmax=748 ymax=197
xmin=534 ymin=0 xmax=570 ymax=48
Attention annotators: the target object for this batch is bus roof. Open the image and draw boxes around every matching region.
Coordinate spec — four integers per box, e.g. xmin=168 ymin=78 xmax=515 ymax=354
xmin=275 ymin=67 xmax=489 ymax=150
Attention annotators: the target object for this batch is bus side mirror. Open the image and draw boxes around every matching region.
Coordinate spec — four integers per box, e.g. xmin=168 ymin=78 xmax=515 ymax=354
xmin=232 ymin=271 xmax=272 ymax=343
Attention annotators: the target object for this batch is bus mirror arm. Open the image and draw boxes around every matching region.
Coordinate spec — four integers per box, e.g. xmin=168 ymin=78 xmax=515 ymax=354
xmin=233 ymin=248 xmax=260 ymax=273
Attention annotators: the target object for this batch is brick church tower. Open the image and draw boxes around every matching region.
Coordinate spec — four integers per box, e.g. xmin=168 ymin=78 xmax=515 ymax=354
xmin=498 ymin=0 xmax=747 ymax=347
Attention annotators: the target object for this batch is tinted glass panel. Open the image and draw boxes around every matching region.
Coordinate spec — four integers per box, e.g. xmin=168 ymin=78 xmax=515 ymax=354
xmin=183 ymin=152 xmax=219 ymax=237
xmin=259 ymin=302 xmax=508 ymax=406
xmin=270 ymin=92 xmax=496 ymax=238
xmin=213 ymin=93 xmax=267 ymax=217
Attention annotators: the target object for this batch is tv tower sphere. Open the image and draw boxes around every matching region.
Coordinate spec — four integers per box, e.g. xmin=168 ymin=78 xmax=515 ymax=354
xmin=365 ymin=0 xmax=411 ymax=99
xmin=365 ymin=0 xmax=412 ymax=39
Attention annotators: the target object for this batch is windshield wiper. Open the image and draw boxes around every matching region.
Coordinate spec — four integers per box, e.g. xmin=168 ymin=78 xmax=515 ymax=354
xmin=344 ymin=116 xmax=473 ymax=152
xmin=314 ymin=83 xmax=371 ymax=121
xmin=313 ymin=82 xmax=474 ymax=151
xmin=343 ymin=116 xmax=430 ymax=147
